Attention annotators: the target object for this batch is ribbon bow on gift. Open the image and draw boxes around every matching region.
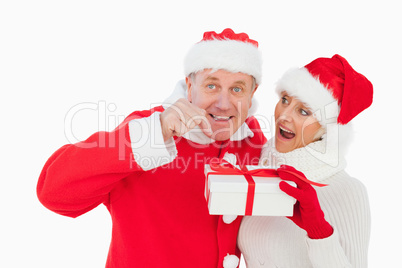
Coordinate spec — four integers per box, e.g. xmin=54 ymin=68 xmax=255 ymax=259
xmin=206 ymin=158 xmax=327 ymax=216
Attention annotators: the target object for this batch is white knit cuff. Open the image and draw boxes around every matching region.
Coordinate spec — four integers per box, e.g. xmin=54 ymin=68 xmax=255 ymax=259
xmin=128 ymin=112 xmax=177 ymax=171
xmin=305 ymin=228 xmax=351 ymax=268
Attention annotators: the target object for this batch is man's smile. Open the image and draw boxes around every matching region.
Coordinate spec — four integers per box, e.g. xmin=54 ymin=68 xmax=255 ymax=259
xmin=210 ymin=114 xmax=234 ymax=121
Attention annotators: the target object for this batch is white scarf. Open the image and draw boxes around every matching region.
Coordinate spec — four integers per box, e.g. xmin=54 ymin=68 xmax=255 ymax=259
xmin=260 ymin=138 xmax=347 ymax=183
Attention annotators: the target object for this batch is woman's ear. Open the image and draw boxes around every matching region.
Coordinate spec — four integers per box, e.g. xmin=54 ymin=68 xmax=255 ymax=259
xmin=313 ymin=127 xmax=326 ymax=141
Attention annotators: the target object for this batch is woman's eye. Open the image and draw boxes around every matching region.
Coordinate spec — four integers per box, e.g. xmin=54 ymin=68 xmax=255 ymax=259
xmin=281 ymin=97 xmax=288 ymax=104
xmin=233 ymin=87 xmax=242 ymax=93
xmin=300 ymin=109 xmax=310 ymax=116
xmin=207 ymin=84 xmax=216 ymax=89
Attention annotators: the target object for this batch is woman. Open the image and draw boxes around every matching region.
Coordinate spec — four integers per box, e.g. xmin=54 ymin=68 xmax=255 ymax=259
xmin=238 ymin=54 xmax=373 ymax=268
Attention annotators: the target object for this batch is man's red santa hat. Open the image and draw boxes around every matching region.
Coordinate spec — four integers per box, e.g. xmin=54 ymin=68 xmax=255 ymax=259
xmin=275 ymin=54 xmax=373 ymax=126
xmin=184 ymin=28 xmax=262 ymax=85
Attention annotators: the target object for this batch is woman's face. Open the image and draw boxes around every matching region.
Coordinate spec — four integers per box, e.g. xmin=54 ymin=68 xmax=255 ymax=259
xmin=274 ymin=92 xmax=323 ymax=153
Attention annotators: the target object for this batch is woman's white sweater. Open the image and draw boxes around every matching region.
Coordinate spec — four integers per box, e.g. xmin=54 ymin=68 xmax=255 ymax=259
xmin=237 ymin=139 xmax=371 ymax=268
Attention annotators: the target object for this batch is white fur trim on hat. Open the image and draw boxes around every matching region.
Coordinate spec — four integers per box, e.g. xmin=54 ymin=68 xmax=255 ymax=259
xmin=275 ymin=67 xmax=339 ymax=124
xmin=184 ymin=40 xmax=262 ymax=84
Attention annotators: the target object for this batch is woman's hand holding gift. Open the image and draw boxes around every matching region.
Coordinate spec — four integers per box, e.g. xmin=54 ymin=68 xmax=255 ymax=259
xmin=277 ymin=165 xmax=333 ymax=239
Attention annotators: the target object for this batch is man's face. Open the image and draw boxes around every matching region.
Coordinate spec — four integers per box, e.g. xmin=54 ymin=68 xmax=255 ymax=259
xmin=186 ymin=69 xmax=258 ymax=141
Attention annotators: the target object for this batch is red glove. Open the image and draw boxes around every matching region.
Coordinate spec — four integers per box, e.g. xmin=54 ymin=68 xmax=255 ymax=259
xmin=277 ymin=165 xmax=333 ymax=239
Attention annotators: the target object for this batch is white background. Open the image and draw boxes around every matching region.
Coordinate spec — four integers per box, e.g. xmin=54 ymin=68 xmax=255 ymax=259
xmin=1 ymin=0 xmax=400 ymax=267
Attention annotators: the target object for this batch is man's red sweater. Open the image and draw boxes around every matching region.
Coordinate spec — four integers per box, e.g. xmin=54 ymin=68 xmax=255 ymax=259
xmin=37 ymin=106 xmax=266 ymax=267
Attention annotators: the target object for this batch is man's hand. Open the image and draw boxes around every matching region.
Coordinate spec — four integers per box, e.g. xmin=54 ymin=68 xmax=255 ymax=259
xmin=160 ymin=98 xmax=212 ymax=142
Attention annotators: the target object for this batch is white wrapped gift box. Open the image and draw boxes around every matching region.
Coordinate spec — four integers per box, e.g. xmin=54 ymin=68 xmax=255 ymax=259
xmin=204 ymin=164 xmax=297 ymax=216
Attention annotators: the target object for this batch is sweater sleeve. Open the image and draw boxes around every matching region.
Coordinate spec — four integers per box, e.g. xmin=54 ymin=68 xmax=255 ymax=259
xmin=305 ymin=175 xmax=371 ymax=268
xmin=37 ymin=106 xmax=176 ymax=218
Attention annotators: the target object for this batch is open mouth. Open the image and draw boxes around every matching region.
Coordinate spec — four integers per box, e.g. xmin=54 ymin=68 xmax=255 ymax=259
xmin=279 ymin=125 xmax=295 ymax=139
xmin=210 ymin=114 xmax=233 ymax=121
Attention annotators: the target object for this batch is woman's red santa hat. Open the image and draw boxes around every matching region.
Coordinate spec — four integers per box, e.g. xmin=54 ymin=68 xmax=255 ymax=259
xmin=275 ymin=54 xmax=373 ymax=126
xmin=184 ymin=28 xmax=262 ymax=85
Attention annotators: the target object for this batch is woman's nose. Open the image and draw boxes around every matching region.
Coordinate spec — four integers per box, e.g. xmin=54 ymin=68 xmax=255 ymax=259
xmin=278 ymin=106 xmax=294 ymax=122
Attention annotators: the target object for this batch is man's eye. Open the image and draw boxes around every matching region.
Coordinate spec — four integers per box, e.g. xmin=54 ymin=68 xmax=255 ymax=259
xmin=233 ymin=87 xmax=242 ymax=93
xmin=281 ymin=97 xmax=288 ymax=104
xmin=207 ymin=84 xmax=216 ymax=89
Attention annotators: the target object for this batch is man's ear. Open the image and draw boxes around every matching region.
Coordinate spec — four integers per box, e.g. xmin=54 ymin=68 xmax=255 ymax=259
xmin=249 ymin=84 xmax=258 ymax=108
xmin=185 ymin=76 xmax=193 ymax=102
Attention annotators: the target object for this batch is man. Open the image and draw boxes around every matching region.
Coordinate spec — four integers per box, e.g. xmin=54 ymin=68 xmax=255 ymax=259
xmin=37 ymin=28 xmax=266 ymax=268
